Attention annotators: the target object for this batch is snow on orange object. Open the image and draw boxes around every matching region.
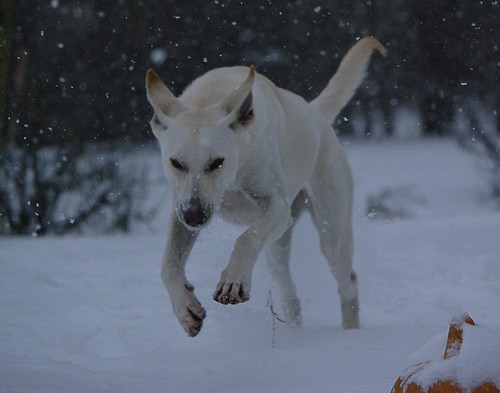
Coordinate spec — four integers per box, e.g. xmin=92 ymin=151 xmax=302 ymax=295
xmin=391 ymin=313 xmax=500 ymax=393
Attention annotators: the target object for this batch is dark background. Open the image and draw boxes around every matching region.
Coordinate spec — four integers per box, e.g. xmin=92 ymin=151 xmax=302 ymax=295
xmin=2 ymin=0 xmax=498 ymax=143
xmin=0 ymin=0 xmax=498 ymax=235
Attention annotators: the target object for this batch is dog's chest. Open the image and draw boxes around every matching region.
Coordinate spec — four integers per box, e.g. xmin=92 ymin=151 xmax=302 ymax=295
xmin=219 ymin=190 xmax=260 ymax=226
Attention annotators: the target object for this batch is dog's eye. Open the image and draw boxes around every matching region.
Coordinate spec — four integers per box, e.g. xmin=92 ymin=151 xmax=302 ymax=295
xmin=207 ymin=157 xmax=224 ymax=172
xmin=170 ymin=158 xmax=186 ymax=172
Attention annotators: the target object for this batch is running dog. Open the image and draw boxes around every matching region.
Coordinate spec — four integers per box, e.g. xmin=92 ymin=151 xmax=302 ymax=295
xmin=146 ymin=37 xmax=386 ymax=337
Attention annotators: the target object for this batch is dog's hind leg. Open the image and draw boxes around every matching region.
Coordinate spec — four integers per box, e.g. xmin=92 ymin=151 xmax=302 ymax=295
xmin=265 ymin=190 xmax=308 ymax=327
xmin=266 ymin=227 xmax=301 ymax=327
xmin=308 ymin=144 xmax=359 ymax=329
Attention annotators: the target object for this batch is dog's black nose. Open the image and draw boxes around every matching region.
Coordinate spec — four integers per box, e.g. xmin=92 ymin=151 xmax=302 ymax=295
xmin=181 ymin=200 xmax=210 ymax=228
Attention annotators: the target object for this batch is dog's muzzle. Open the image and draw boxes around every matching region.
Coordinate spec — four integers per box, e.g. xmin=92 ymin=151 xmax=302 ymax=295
xmin=178 ymin=199 xmax=212 ymax=229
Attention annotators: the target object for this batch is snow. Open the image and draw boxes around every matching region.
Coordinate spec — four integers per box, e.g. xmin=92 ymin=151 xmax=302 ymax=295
xmin=399 ymin=319 xmax=500 ymax=390
xmin=1 ymin=138 xmax=500 ymax=392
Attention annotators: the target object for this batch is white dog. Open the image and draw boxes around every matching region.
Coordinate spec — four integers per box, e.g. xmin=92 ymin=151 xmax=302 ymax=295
xmin=146 ymin=37 xmax=385 ymax=337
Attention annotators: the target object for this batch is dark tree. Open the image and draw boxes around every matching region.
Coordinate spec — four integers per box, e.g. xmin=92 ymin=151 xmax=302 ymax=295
xmin=0 ymin=1 xmax=152 ymax=236
xmin=0 ymin=0 xmax=498 ymax=234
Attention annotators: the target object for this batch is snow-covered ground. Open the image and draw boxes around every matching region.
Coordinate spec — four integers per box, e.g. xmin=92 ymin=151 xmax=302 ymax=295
xmin=1 ymin=138 xmax=499 ymax=392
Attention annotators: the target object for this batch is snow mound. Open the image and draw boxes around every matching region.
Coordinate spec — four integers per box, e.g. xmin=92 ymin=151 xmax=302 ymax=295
xmin=395 ymin=315 xmax=500 ymax=392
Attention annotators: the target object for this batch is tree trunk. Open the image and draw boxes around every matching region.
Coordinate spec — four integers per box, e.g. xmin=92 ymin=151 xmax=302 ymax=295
xmin=0 ymin=0 xmax=13 ymax=148
xmin=2 ymin=0 xmax=35 ymax=146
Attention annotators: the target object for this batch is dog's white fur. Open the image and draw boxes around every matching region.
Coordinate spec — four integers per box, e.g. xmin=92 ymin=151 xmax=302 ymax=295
xmin=146 ymin=37 xmax=386 ymax=337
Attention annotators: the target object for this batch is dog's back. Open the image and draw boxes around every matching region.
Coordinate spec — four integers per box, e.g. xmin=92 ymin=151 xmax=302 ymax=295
xmin=180 ymin=67 xmax=251 ymax=109
xmin=181 ymin=37 xmax=386 ymax=127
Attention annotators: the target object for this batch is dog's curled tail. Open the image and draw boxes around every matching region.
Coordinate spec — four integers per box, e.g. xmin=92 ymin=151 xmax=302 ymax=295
xmin=310 ymin=37 xmax=386 ymax=124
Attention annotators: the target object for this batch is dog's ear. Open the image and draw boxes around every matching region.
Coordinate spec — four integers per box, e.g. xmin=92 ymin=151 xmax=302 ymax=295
xmin=234 ymin=91 xmax=254 ymax=129
xmin=220 ymin=66 xmax=255 ymax=130
xmin=146 ymin=68 xmax=183 ymax=120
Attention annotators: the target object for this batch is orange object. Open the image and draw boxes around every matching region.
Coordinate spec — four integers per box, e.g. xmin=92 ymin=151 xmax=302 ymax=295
xmin=391 ymin=314 xmax=500 ymax=393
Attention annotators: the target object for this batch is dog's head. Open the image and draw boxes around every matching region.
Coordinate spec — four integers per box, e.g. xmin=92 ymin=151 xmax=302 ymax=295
xmin=146 ymin=67 xmax=255 ymax=230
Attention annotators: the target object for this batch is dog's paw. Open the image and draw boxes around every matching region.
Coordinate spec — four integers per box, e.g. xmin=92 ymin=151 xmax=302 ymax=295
xmin=171 ymin=283 xmax=206 ymax=337
xmin=212 ymin=270 xmax=251 ymax=305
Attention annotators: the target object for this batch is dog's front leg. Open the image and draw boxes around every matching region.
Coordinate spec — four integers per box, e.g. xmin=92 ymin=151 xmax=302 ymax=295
xmin=161 ymin=214 xmax=206 ymax=337
xmin=213 ymin=194 xmax=291 ymax=305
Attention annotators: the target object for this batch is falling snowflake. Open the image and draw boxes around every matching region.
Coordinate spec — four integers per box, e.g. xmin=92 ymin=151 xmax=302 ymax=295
xmin=150 ymin=49 xmax=167 ymax=65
